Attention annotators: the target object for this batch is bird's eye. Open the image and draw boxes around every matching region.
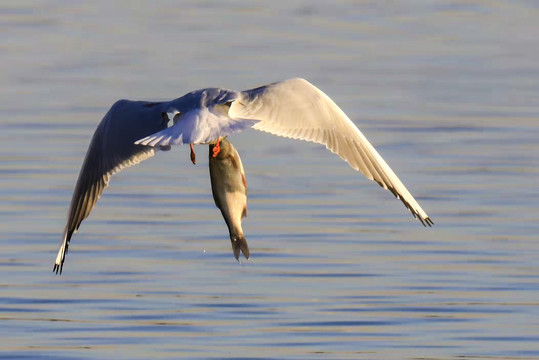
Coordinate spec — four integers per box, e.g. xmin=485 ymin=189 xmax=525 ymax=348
xmin=161 ymin=112 xmax=174 ymax=128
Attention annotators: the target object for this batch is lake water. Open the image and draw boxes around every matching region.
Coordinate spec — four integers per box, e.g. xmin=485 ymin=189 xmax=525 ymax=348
xmin=1 ymin=1 xmax=538 ymax=359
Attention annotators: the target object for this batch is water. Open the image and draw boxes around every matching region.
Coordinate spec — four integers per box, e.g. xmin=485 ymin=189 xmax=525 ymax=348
xmin=1 ymin=1 xmax=538 ymax=359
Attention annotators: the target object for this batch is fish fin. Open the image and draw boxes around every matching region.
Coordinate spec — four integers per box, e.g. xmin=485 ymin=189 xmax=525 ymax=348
xmin=231 ymin=235 xmax=249 ymax=260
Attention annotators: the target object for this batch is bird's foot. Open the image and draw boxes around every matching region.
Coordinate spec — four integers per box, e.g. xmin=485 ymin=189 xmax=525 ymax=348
xmin=190 ymin=143 xmax=196 ymax=164
xmin=212 ymin=138 xmax=221 ymax=158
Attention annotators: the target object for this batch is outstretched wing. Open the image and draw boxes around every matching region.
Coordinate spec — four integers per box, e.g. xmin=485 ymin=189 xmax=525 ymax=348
xmin=228 ymin=78 xmax=432 ymax=226
xmin=54 ymin=100 xmax=168 ymax=274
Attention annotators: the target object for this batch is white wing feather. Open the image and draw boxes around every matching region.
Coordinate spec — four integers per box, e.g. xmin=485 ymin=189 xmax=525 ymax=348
xmin=229 ymin=78 xmax=432 ymax=226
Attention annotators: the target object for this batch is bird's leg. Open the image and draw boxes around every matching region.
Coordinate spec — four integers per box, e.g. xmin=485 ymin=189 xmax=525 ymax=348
xmin=190 ymin=143 xmax=196 ymax=164
xmin=212 ymin=137 xmax=221 ymax=158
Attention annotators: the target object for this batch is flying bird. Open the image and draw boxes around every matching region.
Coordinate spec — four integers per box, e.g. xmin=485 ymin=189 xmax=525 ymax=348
xmin=53 ymin=78 xmax=432 ymax=274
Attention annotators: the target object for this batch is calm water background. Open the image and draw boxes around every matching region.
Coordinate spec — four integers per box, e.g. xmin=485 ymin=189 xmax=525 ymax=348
xmin=1 ymin=1 xmax=538 ymax=359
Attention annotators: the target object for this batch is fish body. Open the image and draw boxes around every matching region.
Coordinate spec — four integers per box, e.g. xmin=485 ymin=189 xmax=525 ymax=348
xmin=209 ymin=137 xmax=249 ymax=260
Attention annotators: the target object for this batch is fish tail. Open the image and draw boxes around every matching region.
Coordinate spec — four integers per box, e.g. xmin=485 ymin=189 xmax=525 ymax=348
xmin=230 ymin=234 xmax=250 ymax=260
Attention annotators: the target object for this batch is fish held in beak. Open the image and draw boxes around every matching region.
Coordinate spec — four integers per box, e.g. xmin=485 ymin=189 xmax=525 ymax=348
xmin=209 ymin=137 xmax=249 ymax=260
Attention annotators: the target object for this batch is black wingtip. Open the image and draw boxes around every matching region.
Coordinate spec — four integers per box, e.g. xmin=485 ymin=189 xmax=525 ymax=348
xmin=52 ymin=262 xmax=63 ymax=275
xmin=419 ymin=216 xmax=434 ymax=227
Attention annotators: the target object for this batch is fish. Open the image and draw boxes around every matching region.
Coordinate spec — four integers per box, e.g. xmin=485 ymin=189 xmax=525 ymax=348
xmin=209 ymin=137 xmax=249 ymax=260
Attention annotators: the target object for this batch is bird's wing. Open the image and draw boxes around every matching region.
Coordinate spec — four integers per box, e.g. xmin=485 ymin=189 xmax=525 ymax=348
xmin=54 ymin=100 xmax=168 ymax=274
xmin=228 ymin=78 xmax=432 ymax=226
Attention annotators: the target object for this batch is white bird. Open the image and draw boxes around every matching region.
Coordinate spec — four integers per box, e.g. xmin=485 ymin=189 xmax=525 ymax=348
xmin=54 ymin=78 xmax=432 ymax=274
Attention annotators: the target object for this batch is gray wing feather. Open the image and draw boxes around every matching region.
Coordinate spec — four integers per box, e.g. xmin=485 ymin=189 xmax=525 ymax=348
xmin=54 ymin=100 xmax=167 ymax=274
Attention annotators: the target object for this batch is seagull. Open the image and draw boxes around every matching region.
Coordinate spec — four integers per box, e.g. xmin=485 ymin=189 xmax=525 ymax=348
xmin=53 ymin=78 xmax=432 ymax=274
